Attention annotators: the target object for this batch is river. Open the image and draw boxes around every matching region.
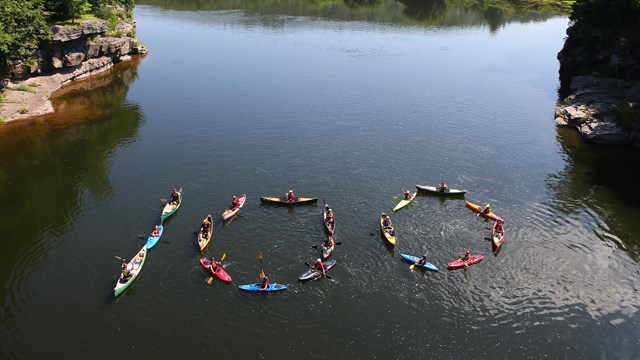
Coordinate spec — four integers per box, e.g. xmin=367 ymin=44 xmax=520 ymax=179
xmin=1 ymin=1 xmax=639 ymax=358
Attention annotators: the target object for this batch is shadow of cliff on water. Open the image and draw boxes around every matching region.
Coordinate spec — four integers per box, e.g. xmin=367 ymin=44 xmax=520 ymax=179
xmin=0 ymin=58 xmax=145 ymax=291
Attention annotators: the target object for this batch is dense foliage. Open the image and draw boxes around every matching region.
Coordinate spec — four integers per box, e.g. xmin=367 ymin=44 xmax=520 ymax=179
xmin=570 ymin=0 xmax=640 ymax=28
xmin=0 ymin=0 xmax=133 ymax=70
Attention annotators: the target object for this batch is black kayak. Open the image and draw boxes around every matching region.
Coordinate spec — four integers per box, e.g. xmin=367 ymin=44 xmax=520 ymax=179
xmin=415 ymin=184 xmax=466 ymax=196
xmin=298 ymin=260 xmax=336 ymax=281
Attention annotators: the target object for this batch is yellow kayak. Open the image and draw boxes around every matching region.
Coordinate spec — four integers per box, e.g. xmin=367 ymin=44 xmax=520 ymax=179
xmin=393 ymin=192 xmax=417 ymax=212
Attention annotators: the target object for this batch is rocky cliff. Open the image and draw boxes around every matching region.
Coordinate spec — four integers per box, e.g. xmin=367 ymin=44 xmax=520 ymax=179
xmin=555 ymin=18 xmax=640 ymax=147
xmin=1 ymin=19 xmax=146 ymax=122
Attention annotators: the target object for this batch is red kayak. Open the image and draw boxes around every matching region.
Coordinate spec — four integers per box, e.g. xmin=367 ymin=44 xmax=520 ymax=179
xmin=222 ymin=194 xmax=246 ymax=220
xmin=199 ymin=258 xmax=232 ymax=282
xmin=448 ymin=254 xmax=484 ymax=269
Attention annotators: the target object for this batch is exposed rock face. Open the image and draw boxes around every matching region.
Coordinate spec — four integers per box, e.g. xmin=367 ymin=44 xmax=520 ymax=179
xmin=555 ymin=76 xmax=640 ymax=147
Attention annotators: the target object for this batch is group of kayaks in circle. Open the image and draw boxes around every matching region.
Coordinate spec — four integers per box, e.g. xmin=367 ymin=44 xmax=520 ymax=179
xmin=381 ymin=183 xmax=506 ymax=271
xmin=113 ymin=184 xmax=506 ymax=296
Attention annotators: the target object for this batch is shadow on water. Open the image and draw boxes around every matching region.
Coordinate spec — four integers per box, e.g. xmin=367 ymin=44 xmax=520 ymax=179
xmin=137 ymin=0 xmax=570 ymax=30
xmin=0 ymin=59 xmax=144 ymax=356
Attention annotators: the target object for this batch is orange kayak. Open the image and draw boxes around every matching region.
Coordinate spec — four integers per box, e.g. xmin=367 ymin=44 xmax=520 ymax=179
xmin=465 ymin=201 xmax=503 ymax=221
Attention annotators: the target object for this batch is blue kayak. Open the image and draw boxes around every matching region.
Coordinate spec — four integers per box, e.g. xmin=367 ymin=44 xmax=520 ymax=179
xmin=238 ymin=283 xmax=288 ymax=292
xmin=145 ymin=225 xmax=164 ymax=249
xmin=400 ymin=253 xmax=439 ymax=271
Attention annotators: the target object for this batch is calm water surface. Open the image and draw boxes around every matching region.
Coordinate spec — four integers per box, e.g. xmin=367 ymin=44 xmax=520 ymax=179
xmin=1 ymin=2 xmax=640 ymax=359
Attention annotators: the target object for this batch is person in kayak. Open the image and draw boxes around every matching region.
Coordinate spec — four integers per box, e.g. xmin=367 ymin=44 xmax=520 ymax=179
xmin=260 ymin=276 xmax=270 ymax=290
xmin=325 ymin=206 xmax=334 ymax=224
xmin=403 ymin=190 xmax=412 ymax=200
xmin=230 ymin=195 xmax=240 ymax=209
xmin=169 ymin=189 xmax=180 ymax=205
xmin=201 ymin=218 xmax=211 ymax=237
xmin=460 ymin=250 xmax=471 ymax=262
xmin=494 ymin=219 xmax=504 ymax=234
xmin=314 ymin=258 xmax=326 ymax=275
xmin=415 ymin=255 xmax=428 ymax=266
xmin=439 ymin=182 xmax=449 ymax=192
xmin=382 ymin=214 xmax=392 ymax=230
xmin=483 ymin=204 xmax=491 ymax=214
xmin=208 ymin=257 xmax=221 ymax=272
xmin=150 ymin=225 xmax=161 ymax=237
xmin=323 ymin=236 xmax=333 ymax=248
xmin=286 ymin=190 xmax=296 ymax=202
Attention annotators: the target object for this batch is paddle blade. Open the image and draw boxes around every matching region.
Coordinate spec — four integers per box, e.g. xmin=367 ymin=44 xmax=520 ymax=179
xmin=207 ymin=277 xmax=214 ymax=284
xmin=258 ymin=251 xmax=263 ymax=260
xmin=259 ymin=270 xmax=265 ymax=279
xmin=409 ymin=264 xmax=415 ymax=270
xmin=221 ymin=253 xmax=227 ymax=261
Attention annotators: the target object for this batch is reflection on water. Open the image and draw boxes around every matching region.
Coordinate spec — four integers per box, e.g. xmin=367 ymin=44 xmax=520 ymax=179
xmin=138 ymin=0 xmax=570 ymax=30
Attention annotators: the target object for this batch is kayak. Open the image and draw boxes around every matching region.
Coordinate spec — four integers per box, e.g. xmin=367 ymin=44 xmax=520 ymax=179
xmin=321 ymin=235 xmax=336 ymax=259
xmin=380 ymin=212 xmax=396 ymax=246
xmin=144 ymin=225 xmax=164 ymax=250
xmin=161 ymin=187 xmax=182 ymax=221
xmin=448 ymin=254 xmax=484 ymax=269
xmin=492 ymin=221 xmax=505 ymax=248
xmin=260 ymin=196 xmax=317 ymax=205
xmin=416 ymin=184 xmax=466 ymax=196
xmin=323 ymin=203 xmax=336 ymax=235
xmin=238 ymin=283 xmax=288 ymax=292
xmin=400 ymin=253 xmax=439 ymax=271
xmin=114 ymin=245 xmax=147 ymax=297
xmin=222 ymin=194 xmax=246 ymax=221
xmin=298 ymin=259 xmax=337 ymax=281
xmin=393 ymin=192 xmax=417 ymax=212
xmin=197 ymin=214 xmax=213 ymax=252
xmin=465 ymin=201 xmax=503 ymax=221
xmin=199 ymin=257 xmax=232 ymax=282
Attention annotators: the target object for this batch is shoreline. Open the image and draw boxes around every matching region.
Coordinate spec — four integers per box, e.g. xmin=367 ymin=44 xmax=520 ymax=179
xmin=1 ymin=55 xmax=141 ymax=124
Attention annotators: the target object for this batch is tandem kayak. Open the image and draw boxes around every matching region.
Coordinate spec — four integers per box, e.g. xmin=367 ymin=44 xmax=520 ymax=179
xmin=161 ymin=187 xmax=182 ymax=221
xmin=393 ymin=192 xmax=417 ymax=212
xmin=321 ymin=235 xmax=336 ymax=259
xmin=238 ymin=283 xmax=288 ymax=292
xmin=465 ymin=201 xmax=503 ymax=221
xmin=114 ymin=245 xmax=147 ymax=297
xmin=448 ymin=254 xmax=484 ymax=269
xmin=199 ymin=257 xmax=232 ymax=282
xmin=222 ymin=194 xmax=246 ymax=221
xmin=145 ymin=225 xmax=164 ymax=250
xmin=380 ymin=212 xmax=396 ymax=246
xmin=400 ymin=253 xmax=439 ymax=271
xmin=197 ymin=214 xmax=213 ymax=252
xmin=299 ymin=259 xmax=337 ymax=281
xmin=260 ymin=197 xmax=318 ymax=205
xmin=415 ymin=184 xmax=466 ymax=196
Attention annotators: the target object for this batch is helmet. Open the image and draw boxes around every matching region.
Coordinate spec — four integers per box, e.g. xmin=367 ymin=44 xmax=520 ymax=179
xmin=289 ymin=190 xmax=293 ymax=193
xmin=316 ymin=258 xmax=322 ymax=263
xmin=485 ymin=204 xmax=490 ymax=208
xmin=233 ymin=195 xmax=236 ymax=198
xmin=466 ymin=250 xmax=470 ymax=254
xmin=422 ymin=255 xmax=427 ymax=259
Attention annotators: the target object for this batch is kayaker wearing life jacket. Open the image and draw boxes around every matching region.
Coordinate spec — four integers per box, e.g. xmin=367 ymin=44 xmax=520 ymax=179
xmin=314 ymin=259 xmax=326 ymax=275
xmin=325 ymin=206 xmax=334 ymax=223
xmin=416 ymin=255 xmax=428 ymax=266
xmin=439 ymin=182 xmax=449 ymax=192
xmin=382 ymin=215 xmax=392 ymax=229
xmin=483 ymin=204 xmax=491 ymax=214
xmin=260 ymin=276 xmax=270 ymax=290
xmin=403 ymin=190 xmax=412 ymax=200
xmin=151 ymin=225 xmax=161 ymax=237
xmin=201 ymin=218 xmax=211 ymax=237
xmin=287 ymin=190 xmax=296 ymax=202
xmin=230 ymin=195 xmax=240 ymax=209
xmin=208 ymin=257 xmax=221 ymax=271
xmin=494 ymin=220 xmax=504 ymax=234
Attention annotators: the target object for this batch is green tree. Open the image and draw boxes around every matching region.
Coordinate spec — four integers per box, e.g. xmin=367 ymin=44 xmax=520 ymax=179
xmin=0 ymin=0 xmax=48 ymax=68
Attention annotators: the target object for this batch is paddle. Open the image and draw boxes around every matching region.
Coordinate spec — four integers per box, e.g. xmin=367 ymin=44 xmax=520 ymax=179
xmin=409 ymin=254 xmax=428 ymax=270
xmin=304 ymin=261 xmax=332 ymax=279
xmin=258 ymin=251 xmax=265 ymax=279
xmin=207 ymin=253 xmax=227 ymax=284
xmin=114 ymin=256 xmax=124 ymax=261
xmin=312 ymin=241 xmax=342 ymax=249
